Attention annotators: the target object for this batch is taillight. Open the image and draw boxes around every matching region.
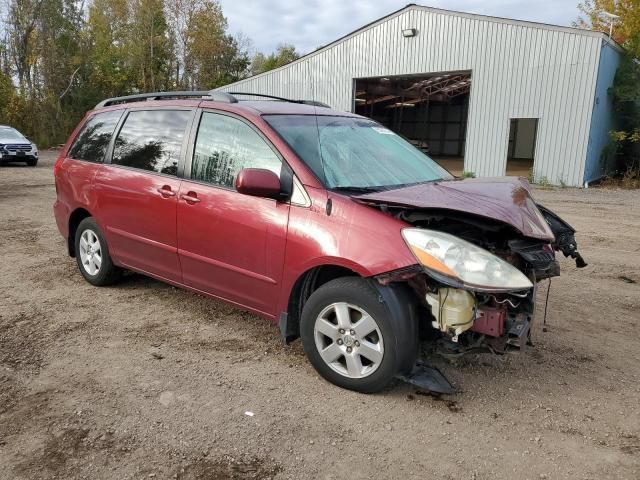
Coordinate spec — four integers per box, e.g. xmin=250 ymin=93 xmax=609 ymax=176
xmin=53 ymin=155 xmax=64 ymax=178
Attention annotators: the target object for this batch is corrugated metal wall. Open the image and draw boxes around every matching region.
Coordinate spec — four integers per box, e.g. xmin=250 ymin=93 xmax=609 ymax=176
xmin=221 ymin=6 xmax=608 ymax=186
xmin=584 ymin=43 xmax=622 ymax=184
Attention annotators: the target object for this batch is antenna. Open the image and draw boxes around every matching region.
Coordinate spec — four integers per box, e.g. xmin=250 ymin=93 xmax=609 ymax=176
xmin=601 ymin=11 xmax=620 ymax=38
xmin=306 ymin=57 xmax=329 ymax=187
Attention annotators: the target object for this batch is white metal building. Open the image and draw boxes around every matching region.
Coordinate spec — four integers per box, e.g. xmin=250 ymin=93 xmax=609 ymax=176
xmin=221 ymin=4 xmax=623 ymax=187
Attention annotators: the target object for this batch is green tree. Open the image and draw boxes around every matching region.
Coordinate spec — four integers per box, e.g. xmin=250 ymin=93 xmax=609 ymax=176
xmin=214 ymin=34 xmax=250 ymax=86
xmin=577 ymin=0 xmax=640 ymax=182
xmin=5 ymin=0 xmax=44 ymax=95
xmin=130 ymin=0 xmax=170 ymax=91
xmin=35 ymin=0 xmax=86 ymax=143
xmin=86 ymin=0 xmax=134 ymax=97
xmin=184 ymin=0 xmax=228 ymax=88
xmin=2 ymin=0 xmax=87 ymax=144
xmin=0 ymin=70 xmax=18 ymax=121
xmin=0 ymin=0 xmax=253 ymax=146
xmin=167 ymin=0 xmax=248 ymax=89
xmin=609 ymin=40 xmax=640 ymax=179
xmin=250 ymin=43 xmax=300 ymax=75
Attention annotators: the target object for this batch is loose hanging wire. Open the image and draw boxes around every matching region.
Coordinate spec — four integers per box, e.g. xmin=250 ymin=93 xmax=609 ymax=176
xmin=543 ymin=278 xmax=552 ymax=326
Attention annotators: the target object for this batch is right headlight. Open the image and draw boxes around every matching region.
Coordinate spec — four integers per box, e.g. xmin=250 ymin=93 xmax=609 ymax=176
xmin=401 ymin=228 xmax=533 ymax=292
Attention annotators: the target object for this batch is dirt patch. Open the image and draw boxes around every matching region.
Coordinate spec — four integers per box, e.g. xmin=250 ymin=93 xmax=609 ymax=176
xmin=13 ymin=424 xmax=138 ymax=479
xmin=0 ymin=374 xmax=24 ymax=416
xmin=0 ymin=389 xmax=53 ymax=438
xmin=27 ymin=257 xmax=78 ymax=289
xmin=177 ymin=455 xmax=281 ymax=480
xmin=415 ymin=391 xmax=463 ymax=413
xmin=29 ymin=428 xmax=89 ymax=474
xmin=619 ymin=434 xmax=640 ymax=455
xmin=0 ymin=218 xmax=43 ymax=253
xmin=0 ymin=311 xmax=46 ymax=373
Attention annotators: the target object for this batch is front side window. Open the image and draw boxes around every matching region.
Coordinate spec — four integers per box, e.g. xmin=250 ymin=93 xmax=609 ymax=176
xmin=264 ymin=115 xmax=453 ymax=190
xmin=191 ymin=112 xmax=282 ymax=189
xmin=112 ymin=110 xmax=192 ymax=176
xmin=68 ymin=110 xmax=122 ymax=163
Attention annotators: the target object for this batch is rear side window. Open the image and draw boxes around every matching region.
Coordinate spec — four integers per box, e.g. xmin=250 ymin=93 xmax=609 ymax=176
xmin=191 ymin=112 xmax=282 ymax=189
xmin=68 ymin=110 xmax=123 ymax=163
xmin=112 ymin=110 xmax=192 ymax=176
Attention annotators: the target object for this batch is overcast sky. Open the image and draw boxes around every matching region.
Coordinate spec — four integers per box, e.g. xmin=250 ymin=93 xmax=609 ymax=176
xmin=218 ymin=0 xmax=583 ymax=55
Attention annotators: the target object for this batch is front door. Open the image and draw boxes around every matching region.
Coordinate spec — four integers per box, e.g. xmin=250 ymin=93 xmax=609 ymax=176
xmin=177 ymin=111 xmax=289 ymax=316
xmin=94 ymin=108 xmax=194 ymax=282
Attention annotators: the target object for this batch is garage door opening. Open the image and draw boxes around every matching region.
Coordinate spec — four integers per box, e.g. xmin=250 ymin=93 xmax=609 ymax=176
xmin=353 ymin=72 xmax=471 ymax=175
xmin=507 ymin=118 xmax=538 ymax=177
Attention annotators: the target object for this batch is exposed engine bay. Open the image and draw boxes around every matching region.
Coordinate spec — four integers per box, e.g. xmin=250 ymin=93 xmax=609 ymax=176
xmin=373 ymin=202 xmax=587 ymax=357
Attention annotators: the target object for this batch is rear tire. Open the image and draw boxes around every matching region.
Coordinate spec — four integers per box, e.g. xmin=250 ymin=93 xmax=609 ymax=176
xmin=300 ymin=277 xmax=418 ymax=393
xmin=74 ymin=217 xmax=122 ymax=286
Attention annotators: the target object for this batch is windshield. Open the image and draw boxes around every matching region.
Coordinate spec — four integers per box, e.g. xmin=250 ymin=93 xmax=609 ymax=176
xmin=264 ymin=115 xmax=452 ymax=190
xmin=0 ymin=127 xmax=27 ymax=141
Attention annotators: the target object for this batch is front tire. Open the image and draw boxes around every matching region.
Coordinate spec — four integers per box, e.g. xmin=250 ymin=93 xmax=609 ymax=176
xmin=26 ymin=158 xmax=37 ymax=166
xmin=300 ymin=277 xmax=418 ymax=393
xmin=74 ymin=217 xmax=122 ymax=286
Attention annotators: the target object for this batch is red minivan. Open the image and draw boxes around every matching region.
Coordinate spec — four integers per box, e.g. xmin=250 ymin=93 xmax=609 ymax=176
xmin=53 ymin=91 xmax=585 ymax=393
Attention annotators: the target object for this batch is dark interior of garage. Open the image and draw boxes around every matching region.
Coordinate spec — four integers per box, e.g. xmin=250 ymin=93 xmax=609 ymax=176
xmin=354 ymin=73 xmax=471 ymax=175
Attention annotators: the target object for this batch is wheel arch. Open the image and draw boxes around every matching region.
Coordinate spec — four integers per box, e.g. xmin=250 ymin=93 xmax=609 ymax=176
xmin=67 ymin=207 xmax=93 ymax=257
xmin=280 ymin=264 xmax=361 ymax=343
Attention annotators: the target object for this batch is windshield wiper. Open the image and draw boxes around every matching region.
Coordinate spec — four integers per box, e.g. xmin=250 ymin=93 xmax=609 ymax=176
xmin=331 ymin=179 xmax=444 ymax=195
xmin=331 ymin=186 xmax=384 ymax=194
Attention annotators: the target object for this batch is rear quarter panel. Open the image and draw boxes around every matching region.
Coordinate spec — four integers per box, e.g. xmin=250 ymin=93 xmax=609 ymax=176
xmin=54 ymin=159 xmax=101 ymax=236
xmin=53 ymin=112 xmax=102 ymax=241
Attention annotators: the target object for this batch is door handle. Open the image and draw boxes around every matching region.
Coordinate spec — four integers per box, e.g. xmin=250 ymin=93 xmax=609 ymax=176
xmin=180 ymin=191 xmax=201 ymax=204
xmin=157 ymin=185 xmax=176 ymax=197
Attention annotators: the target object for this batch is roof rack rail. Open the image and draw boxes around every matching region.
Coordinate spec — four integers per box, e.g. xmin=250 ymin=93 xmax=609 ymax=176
xmin=95 ymin=90 xmax=238 ymax=108
xmin=95 ymin=90 xmax=331 ymax=109
xmin=300 ymin=100 xmax=332 ymax=108
xmin=227 ymin=92 xmax=331 ymax=108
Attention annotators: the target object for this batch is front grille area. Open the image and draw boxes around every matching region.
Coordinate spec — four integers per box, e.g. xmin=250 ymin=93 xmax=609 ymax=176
xmin=5 ymin=144 xmax=32 ymax=152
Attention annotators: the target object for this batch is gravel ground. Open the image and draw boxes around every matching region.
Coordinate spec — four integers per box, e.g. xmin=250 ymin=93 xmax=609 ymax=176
xmin=0 ymin=151 xmax=639 ymax=480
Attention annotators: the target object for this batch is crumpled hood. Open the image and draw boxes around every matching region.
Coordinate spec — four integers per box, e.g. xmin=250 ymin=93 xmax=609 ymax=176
xmin=356 ymin=176 xmax=555 ymax=241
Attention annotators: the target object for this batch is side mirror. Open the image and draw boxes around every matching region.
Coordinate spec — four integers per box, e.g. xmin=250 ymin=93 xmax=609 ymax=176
xmin=235 ymin=168 xmax=283 ymax=199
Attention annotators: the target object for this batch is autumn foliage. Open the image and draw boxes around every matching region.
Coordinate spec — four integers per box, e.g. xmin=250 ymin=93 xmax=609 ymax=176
xmin=0 ymin=0 xmax=284 ymax=147
xmin=576 ymin=0 xmax=640 ymax=183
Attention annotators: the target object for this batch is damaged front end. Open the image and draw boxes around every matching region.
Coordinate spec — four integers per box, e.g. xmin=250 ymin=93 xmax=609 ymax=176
xmin=377 ymin=263 xmax=537 ymax=359
xmin=373 ymin=197 xmax=586 ymax=360
xmin=354 ymin=177 xmax=587 ymax=392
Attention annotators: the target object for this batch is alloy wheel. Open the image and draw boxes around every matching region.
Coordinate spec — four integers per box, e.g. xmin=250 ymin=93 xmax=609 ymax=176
xmin=79 ymin=229 xmax=102 ymax=276
xmin=313 ymin=302 xmax=384 ymax=379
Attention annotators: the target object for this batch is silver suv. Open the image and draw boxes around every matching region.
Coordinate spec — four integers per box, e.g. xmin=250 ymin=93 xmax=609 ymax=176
xmin=0 ymin=125 xmax=38 ymax=166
